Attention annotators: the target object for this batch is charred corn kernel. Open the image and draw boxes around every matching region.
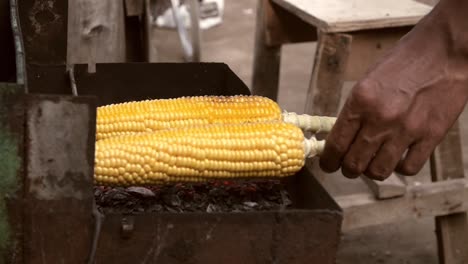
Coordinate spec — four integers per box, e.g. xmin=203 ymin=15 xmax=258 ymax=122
xmin=94 ymin=122 xmax=312 ymax=186
xmin=96 ymin=95 xmax=337 ymax=141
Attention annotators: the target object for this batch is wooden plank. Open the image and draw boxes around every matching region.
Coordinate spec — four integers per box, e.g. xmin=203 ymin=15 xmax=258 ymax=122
xmin=430 ymin=121 xmax=468 ymax=264
xmin=344 ymin=27 xmax=412 ymax=81
xmin=361 ymin=173 xmax=407 ymax=200
xmin=304 ymin=32 xmax=351 ymax=117
xmin=304 ymin=32 xmax=352 ymax=183
xmin=251 ymin=0 xmax=282 ymax=101
xmin=271 ymin=0 xmax=431 ymax=33
xmin=337 ymin=179 xmax=468 ymax=232
xmin=67 ymin=0 xmax=126 ymax=68
xmin=415 ymin=0 xmax=439 ymax=6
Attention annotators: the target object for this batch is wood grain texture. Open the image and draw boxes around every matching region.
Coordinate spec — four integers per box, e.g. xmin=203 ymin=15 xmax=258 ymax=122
xmin=361 ymin=173 xmax=407 ymax=200
xmin=304 ymin=32 xmax=352 ymax=183
xmin=338 ymin=179 xmax=468 ymax=232
xmin=251 ymin=0 xmax=282 ymax=101
xmin=67 ymin=0 xmax=126 ymax=66
xmin=304 ymin=32 xmax=351 ymax=117
xmin=271 ymin=0 xmax=432 ymax=32
xmin=344 ymin=27 xmax=412 ymax=81
xmin=430 ymin=121 xmax=468 ymax=264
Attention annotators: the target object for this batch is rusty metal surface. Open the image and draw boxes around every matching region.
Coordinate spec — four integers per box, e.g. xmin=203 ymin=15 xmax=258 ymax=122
xmin=26 ymin=63 xmax=251 ymax=105
xmin=17 ymin=0 xmax=67 ymax=65
xmin=0 ymin=83 xmax=25 ymax=264
xmin=23 ymin=95 xmax=96 ymax=264
xmin=0 ymin=0 xmax=16 ymax=82
xmin=94 ymin=170 xmax=342 ymax=264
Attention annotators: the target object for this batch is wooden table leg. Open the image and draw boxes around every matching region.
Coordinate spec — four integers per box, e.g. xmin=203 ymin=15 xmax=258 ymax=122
xmin=304 ymin=32 xmax=352 ymax=117
xmin=430 ymin=121 xmax=468 ymax=264
xmin=304 ymin=32 xmax=352 ymax=182
xmin=251 ymin=0 xmax=282 ymax=101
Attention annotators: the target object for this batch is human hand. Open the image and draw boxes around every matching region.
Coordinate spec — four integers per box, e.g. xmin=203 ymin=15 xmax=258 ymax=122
xmin=319 ymin=0 xmax=468 ymax=180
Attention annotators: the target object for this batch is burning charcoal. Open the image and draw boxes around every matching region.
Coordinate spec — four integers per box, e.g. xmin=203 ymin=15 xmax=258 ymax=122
xmin=126 ymin=187 xmax=156 ymax=198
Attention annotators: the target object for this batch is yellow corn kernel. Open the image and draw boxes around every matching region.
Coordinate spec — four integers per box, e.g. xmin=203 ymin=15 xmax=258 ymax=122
xmin=96 ymin=95 xmax=282 ymax=141
xmin=94 ymin=122 xmax=306 ymax=186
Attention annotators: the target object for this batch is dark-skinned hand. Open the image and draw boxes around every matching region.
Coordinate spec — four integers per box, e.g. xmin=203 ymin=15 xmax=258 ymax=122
xmin=319 ymin=0 xmax=468 ymax=181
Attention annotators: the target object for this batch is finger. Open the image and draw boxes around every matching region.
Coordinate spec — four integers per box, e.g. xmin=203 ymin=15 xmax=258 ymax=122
xmin=341 ymin=127 xmax=386 ymax=179
xmin=396 ymin=140 xmax=435 ymax=176
xmin=319 ymin=103 xmax=361 ymax=173
xmin=365 ymin=137 xmax=412 ymax=181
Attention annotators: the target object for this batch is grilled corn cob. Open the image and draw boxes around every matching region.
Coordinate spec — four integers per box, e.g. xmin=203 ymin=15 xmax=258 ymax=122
xmin=94 ymin=122 xmax=324 ymax=186
xmin=96 ymin=95 xmax=335 ymax=141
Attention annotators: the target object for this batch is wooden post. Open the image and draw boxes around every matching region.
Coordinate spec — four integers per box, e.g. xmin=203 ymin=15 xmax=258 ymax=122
xmin=304 ymin=32 xmax=351 ymax=116
xmin=251 ymin=0 xmax=282 ymax=101
xmin=430 ymin=121 xmax=468 ymax=264
xmin=304 ymin=32 xmax=351 ymax=182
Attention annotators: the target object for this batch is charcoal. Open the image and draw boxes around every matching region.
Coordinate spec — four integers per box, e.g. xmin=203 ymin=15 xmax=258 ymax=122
xmin=94 ymin=180 xmax=293 ymax=214
xmin=126 ymin=187 xmax=156 ymax=198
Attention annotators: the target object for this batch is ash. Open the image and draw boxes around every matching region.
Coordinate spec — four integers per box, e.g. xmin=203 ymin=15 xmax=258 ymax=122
xmin=94 ymin=180 xmax=292 ymax=214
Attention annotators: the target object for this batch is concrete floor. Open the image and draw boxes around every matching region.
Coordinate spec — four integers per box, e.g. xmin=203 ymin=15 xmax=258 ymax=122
xmin=154 ymin=0 xmax=468 ymax=262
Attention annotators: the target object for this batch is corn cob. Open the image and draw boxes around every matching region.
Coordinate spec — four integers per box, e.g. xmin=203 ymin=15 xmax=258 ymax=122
xmin=96 ymin=95 xmax=336 ymax=141
xmin=94 ymin=122 xmax=324 ymax=186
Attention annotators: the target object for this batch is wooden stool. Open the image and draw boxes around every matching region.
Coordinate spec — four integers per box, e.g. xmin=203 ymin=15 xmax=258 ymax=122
xmin=252 ymin=0 xmax=468 ymax=263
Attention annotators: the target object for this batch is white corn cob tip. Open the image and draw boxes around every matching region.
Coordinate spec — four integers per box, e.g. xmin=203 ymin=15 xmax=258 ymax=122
xmin=282 ymin=111 xmax=336 ymax=133
xmin=303 ymin=137 xmax=325 ymax=158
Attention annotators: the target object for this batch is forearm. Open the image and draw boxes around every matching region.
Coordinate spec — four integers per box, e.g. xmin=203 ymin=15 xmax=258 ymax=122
xmin=371 ymin=0 xmax=468 ymax=96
